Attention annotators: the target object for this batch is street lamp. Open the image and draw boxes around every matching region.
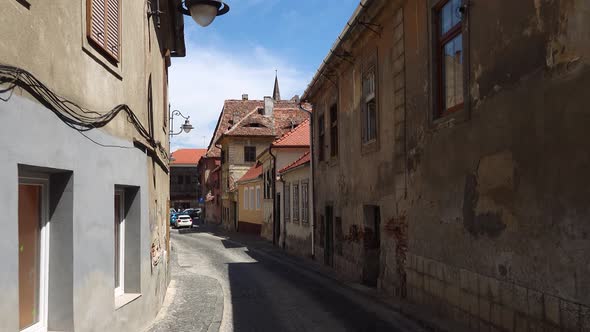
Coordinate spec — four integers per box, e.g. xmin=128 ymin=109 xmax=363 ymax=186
xmin=179 ymin=0 xmax=230 ymax=27
xmin=170 ymin=110 xmax=194 ymax=137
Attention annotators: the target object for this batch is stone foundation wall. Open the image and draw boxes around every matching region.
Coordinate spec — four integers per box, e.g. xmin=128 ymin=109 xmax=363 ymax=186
xmin=405 ymin=253 xmax=590 ymax=331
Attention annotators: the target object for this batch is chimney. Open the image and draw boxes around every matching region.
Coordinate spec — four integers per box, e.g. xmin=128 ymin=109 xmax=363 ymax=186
xmin=242 ymin=94 xmax=249 ymax=101
xmin=264 ymin=96 xmax=274 ymax=117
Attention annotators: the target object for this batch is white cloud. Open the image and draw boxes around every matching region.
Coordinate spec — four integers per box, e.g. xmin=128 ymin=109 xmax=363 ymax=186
xmin=168 ymin=38 xmax=311 ymax=151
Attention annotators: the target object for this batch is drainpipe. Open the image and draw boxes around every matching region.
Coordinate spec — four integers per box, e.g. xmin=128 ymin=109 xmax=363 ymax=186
xmin=298 ymin=103 xmax=315 ymax=258
xmin=276 ymin=172 xmax=286 ymax=249
xmin=215 ymin=142 xmax=224 ymax=226
xmin=269 ymin=146 xmax=279 ymax=246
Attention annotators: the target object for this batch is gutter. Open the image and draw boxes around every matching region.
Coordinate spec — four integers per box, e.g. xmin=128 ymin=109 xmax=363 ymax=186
xmin=301 ymin=0 xmax=374 ymax=100
xmin=298 ymin=103 xmax=315 ymax=258
xmin=269 ymin=146 xmax=279 ymax=246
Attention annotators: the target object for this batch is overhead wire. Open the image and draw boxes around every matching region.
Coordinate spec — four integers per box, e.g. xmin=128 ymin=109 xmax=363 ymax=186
xmin=0 ymin=64 xmax=167 ymax=158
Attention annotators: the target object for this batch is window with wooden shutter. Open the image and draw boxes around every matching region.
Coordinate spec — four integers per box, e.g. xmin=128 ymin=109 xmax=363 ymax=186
xmin=87 ymin=0 xmax=121 ymax=62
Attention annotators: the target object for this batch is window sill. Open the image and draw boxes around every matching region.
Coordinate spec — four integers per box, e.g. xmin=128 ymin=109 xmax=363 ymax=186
xmin=328 ymin=156 xmax=339 ymax=167
xmin=431 ymin=108 xmax=469 ymax=132
xmin=16 ymin=0 xmax=31 ymax=9
xmin=115 ymin=293 xmax=141 ymax=310
xmin=361 ymin=140 xmax=379 ymax=155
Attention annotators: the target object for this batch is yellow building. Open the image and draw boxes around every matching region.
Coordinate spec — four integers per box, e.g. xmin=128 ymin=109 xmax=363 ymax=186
xmin=236 ymin=163 xmax=264 ymax=234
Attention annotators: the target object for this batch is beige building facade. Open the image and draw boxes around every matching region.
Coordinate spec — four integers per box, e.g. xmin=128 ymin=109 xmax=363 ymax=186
xmin=303 ymin=0 xmax=590 ymax=331
xmin=278 ymin=152 xmax=312 ymax=258
xmin=0 ymin=1 xmax=184 ymax=331
xmin=236 ymin=164 xmax=264 ymax=234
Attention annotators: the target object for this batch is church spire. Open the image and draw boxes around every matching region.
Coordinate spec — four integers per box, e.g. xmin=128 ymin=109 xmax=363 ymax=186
xmin=273 ymin=70 xmax=281 ymax=101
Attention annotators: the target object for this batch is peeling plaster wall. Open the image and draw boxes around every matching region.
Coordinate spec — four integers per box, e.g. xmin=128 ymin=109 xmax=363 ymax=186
xmin=310 ymin=0 xmax=590 ymax=330
xmin=310 ymin=0 xmax=405 ymax=286
xmin=402 ymin=0 xmax=590 ymax=330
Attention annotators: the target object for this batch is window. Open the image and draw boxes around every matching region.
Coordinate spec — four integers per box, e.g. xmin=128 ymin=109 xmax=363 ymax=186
xmin=244 ymin=146 xmax=256 ymax=162
xmin=114 ymin=190 xmax=125 ymax=297
xmin=362 ymin=67 xmax=377 ymax=143
xmin=318 ymin=114 xmax=325 ymax=161
xmin=249 ymin=186 xmax=255 ymax=210
xmin=221 ymin=150 xmax=226 ymax=163
xmin=284 ymin=183 xmax=291 ymax=222
xmin=435 ymin=0 xmax=464 ymax=117
xmin=293 ymin=184 xmax=299 ymax=221
xmin=87 ymin=0 xmax=121 ymax=62
xmin=302 ymin=182 xmax=309 ymax=223
xmin=264 ymin=169 xmax=272 ymax=199
xmin=244 ymin=187 xmax=249 ymax=210
xmin=185 ymin=175 xmax=191 ymax=184
xmin=256 ymin=186 xmax=261 ymax=210
xmin=18 ymin=178 xmax=49 ymax=331
xmin=178 ymin=175 xmax=184 ymax=185
xmin=330 ymin=104 xmax=338 ymax=157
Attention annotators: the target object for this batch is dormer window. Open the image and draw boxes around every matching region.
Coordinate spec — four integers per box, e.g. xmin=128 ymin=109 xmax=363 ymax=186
xmin=244 ymin=123 xmax=266 ymax=128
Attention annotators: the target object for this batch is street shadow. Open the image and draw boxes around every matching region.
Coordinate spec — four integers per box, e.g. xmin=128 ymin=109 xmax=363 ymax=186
xmin=174 ymin=224 xmax=402 ymax=331
xmin=177 ymin=226 xmax=202 ymax=234
xmin=226 ymin=242 xmax=401 ymax=332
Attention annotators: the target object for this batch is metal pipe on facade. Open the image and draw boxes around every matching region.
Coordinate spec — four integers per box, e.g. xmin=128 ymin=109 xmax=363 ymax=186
xmin=298 ymin=103 xmax=315 ymax=258
xmin=269 ymin=146 xmax=279 ymax=246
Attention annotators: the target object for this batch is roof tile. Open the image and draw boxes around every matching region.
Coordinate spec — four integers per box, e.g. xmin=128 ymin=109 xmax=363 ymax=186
xmin=171 ymin=149 xmax=207 ymax=165
xmin=278 ymin=151 xmax=311 ymax=174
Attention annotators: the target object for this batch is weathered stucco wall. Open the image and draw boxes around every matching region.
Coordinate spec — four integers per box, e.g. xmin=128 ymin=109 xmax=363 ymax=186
xmin=401 ymin=1 xmax=590 ymax=330
xmin=310 ymin=0 xmax=403 ymax=284
xmin=281 ymin=166 xmax=312 ymax=258
xmin=0 ymin=96 xmax=158 ymax=332
xmin=221 ymin=137 xmax=272 ymax=230
xmin=309 ymin=0 xmax=590 ymax=330
xmin=237 ymin=180 xmax=264 ymax=225
xmin=0 ymin=1 xmax=174 ymax=331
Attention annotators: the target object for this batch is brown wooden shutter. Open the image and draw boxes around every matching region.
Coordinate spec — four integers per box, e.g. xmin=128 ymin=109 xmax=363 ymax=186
xmin=87 ymin=0 xmax=120 ymax=62
xmin=88 ymin=0 xmax=106 ymax=46
xmin=105 ymin=0 xmax=120 ymax=60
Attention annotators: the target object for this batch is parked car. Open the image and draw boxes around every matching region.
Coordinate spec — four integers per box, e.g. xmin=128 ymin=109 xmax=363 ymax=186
xmin=174 ymin=214 xmax=193 ymax=228
xmin=170 ymin=212 xmax=178 ymax=226
xmin=170 ymin=208 xmax=176 ymax=214
xmin=182 ymin=208 xmax=201 ymax=222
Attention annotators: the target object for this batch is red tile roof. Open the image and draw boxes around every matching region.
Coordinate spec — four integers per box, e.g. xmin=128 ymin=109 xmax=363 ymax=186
xmin=206 ymin=99 xmax=312 ymax=156
xmin=278 ymin=151 xmax=311 ymax=174
xmin=171 ymin=149 xmax=207 ymax=165
xmin=237 ymin=163 xmax=263 ymax=183
xmin=273 ymin=118 xmax=310 ymax=147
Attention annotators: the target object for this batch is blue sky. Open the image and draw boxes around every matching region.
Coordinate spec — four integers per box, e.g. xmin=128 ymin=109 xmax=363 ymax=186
xmin=169 ymin=0 xmax=358 ymax=150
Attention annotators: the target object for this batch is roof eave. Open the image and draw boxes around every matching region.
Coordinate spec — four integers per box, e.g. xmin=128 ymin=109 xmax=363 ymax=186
xmin=279 ymin=161 xmax=310 ymax=175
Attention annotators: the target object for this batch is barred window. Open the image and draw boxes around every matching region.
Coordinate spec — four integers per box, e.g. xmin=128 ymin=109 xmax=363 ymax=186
xmin=284 ymin=183 xmax=290 ymax=222
xmin=293 ymin=184 xmax=299 ymax=221
xmin=302 ymin=182 xmax=309 ymax=223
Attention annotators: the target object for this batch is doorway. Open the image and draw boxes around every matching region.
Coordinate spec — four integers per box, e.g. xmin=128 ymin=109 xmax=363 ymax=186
xmin=232 ymin=202 xmax=238 ymax=231
xmin=362 ymin=205 xmax=381 ymax=287
xmin=324 ymin=206 xmax=334 ymax=266
xmin=18 ymin=177 xmax=49 ymax=332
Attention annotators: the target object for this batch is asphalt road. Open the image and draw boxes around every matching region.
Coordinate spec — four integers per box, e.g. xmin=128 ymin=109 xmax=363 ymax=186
xmin=146 ymin=226 xmax=426 ymax=332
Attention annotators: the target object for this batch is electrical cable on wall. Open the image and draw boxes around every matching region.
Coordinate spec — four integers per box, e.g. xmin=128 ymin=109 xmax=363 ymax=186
xmin=0 ymin=64 xmax=168 ymax=159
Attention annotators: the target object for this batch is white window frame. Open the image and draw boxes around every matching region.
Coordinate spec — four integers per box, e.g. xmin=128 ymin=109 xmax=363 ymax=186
xmin=256 ymin=186 xmax=261 ymax=210
xmin=244 ymin=187 xmax=249 ymax=210
xmin=114 ymin=190 xmax=125 ymax=297
xmin=19 ymin=176 xmax=50 ymax=332
xmin=249 ymin=186 xmax=254 ymax=210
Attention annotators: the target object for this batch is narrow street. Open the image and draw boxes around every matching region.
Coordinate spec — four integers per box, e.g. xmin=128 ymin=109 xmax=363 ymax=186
xmin=146 ymin=226 xmax=426 ymax=332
